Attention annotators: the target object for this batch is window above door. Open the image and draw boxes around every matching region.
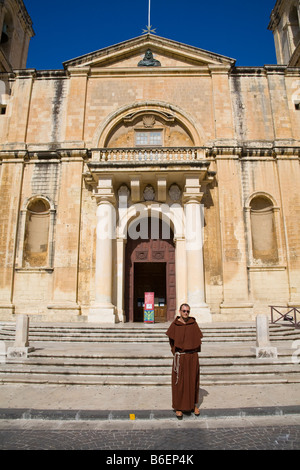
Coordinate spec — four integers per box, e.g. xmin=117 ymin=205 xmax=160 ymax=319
xmin=135 ymin=130 xmax=163 ymax=147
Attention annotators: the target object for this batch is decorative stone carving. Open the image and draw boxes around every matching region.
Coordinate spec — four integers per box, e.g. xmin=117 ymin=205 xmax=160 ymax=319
xmin=169 ymin=184 xmax=182 ymax=202
xmin=143 ymin=115 xmax=156 ymax=128
xmin=143 ymin=185 xmax=155 ymax=201
xmin=118 ymin=184 xmax=130 ymax=199
xmin=136 ymin=251 xmax=148 ymax=260
xmin=138 ymin=49 xmax=161 ymax=67
xmin=152 ymin=251 xmax=164 ymax=260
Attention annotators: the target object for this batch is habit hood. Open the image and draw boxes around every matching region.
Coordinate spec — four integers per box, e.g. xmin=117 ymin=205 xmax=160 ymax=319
xmin=166 ymin=317 xmax=203 ymax=352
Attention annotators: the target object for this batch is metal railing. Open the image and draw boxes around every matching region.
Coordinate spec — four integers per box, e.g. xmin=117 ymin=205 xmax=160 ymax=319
xmin=270 ymin=306 xmax=300 ymax=329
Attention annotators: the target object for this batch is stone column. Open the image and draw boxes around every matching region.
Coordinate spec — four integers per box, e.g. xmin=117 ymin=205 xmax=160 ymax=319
xmin=174 ymin=237 xmax=187 ymax=309
xmin=183 ymin=176 xmax=212 ymax=323
xmin=89 ymin=177 xmax=116 ymax=323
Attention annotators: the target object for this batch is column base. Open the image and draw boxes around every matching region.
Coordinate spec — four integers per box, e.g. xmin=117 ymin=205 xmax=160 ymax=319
xmin=7 ymin=346 xmax=35 ymax=359
xmin=47 ymin=302 xmax=81 ymax=321
xmin=251 ymin=346 xmax=278 ymax=359
xmin=0 ymin=303 xmax=15 ymax=320
xmin=88 ymin=304 xmax=117 ymax=323
xmin=220 ymin=302 xmax=254 ymax=319
xmin=191 ymin=304 xmax=212 ymax=324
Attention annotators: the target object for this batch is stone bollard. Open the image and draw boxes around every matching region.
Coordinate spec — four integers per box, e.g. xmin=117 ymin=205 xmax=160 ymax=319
xmin=7 ymin=315 xmax=34 ymax=359
xmin=0 ymin=341 xmax=6 ymax=363
xmin=251 ymin=314 xmax=277 ymax=358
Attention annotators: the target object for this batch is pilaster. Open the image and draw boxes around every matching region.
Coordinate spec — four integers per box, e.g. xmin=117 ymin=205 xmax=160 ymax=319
xmin=216 ymin=155 xmax=254 ymax=320
xmin=64 ymin=67 xmax=89 ymax=147
xmin=7 ymin=70 xmax=35 ymax=147
xmin=47 ymin=151 xmax=85 ymax=318
xmin=0 ymin=151 xmax=26 ymax=318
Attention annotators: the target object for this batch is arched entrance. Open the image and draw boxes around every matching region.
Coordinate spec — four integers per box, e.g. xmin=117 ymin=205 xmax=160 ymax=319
xmin=125 ymin=218 xmax=176 ymax=322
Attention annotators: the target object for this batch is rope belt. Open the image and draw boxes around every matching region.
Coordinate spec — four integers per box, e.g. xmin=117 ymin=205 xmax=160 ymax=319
xmin=173 ymin=350 xmax=198 ymax=385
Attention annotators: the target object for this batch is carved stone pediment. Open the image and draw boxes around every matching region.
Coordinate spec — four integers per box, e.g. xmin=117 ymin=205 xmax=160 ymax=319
xmin=63 ymin=34 xmax=235 ymax=70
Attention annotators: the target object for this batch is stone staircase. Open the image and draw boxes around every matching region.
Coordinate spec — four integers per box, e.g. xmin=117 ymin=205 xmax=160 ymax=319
xmin=0 ymin=322 xmax=299 ymax=386
xmin=1 ymin=321 xmax=299 ymax=343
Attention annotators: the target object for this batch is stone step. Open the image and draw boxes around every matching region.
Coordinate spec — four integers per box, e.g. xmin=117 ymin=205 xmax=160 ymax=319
xmin=0 ymin=353 xmax=299 ymax=386
xmin=1 ymin=355 xmax=296 ymax=366
xmin=0 ymin=363 xmax=298 ymax=376
xmin=1 ymin=322 xmax=299 ymax=343
xmin=1 ymin=322 xmax=299 ymax=387
xmin=0 ymin=372 xmax=299 ymax=386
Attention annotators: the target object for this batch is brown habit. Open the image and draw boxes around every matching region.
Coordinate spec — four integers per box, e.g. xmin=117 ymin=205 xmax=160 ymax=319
xmin=166 ymin=317 xmax=203 ymax=411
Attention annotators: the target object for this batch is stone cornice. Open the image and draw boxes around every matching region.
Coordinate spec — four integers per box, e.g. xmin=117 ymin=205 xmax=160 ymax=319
xmin=1 ymin=145 xmax=299 ymax=163
xmin=231 ymin=65 xmax=300 ymax=77
xmin=268 ymin=0 xmax=284 ymax=31
xmin=3 ymin=64 xmax=299 ymax=82
xmin=85 ymin=66 xmax=214 ymax=77
xmin=207 ymin=143 xmax=300 ymax=158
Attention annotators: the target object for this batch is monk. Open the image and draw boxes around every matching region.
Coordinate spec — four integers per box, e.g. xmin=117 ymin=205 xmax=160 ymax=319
xmin=166 ymin=304 xmax=203 ymax=419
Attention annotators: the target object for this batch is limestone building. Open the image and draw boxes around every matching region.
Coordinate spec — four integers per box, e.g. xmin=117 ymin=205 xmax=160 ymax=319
xmin=0 ymin=1 xmax=299 ymax=324
xmin=268 ymin=0 xmax=300 ymax=66
xmin=0 ymin=0 xmax=34 ymax=73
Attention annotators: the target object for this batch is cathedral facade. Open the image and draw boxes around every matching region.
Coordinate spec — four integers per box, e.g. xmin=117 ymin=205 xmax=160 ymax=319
xmin=0 ymin=0 xmax=300 ymax=324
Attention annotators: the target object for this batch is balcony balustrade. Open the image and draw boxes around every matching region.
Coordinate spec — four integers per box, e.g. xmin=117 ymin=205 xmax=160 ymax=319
xmin=91 ymin=147 xmax=206 ymax=164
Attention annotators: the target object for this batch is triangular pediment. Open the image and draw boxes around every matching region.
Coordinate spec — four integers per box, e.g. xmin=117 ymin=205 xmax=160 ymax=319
xmin=63 ymin=34 xmax=235 ymax=69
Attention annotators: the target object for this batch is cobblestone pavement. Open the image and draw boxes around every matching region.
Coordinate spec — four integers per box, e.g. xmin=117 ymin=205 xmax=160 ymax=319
xmin=0 ymin=415 xmax=299 ymax=451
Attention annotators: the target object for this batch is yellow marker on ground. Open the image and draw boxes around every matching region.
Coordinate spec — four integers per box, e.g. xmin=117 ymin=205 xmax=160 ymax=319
xmin=129 ymin=414 xmax=136 ymax=420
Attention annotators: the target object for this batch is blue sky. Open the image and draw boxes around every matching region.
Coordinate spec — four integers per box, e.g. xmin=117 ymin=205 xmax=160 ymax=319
xmin=25 ymin=0 xmax=278 ymax=70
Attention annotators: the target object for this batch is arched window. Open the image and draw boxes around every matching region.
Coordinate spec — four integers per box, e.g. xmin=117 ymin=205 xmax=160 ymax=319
xmin=0 ymin=9 xmax=14 ymax=61
xmin=250 ymin=196 xmax=279 ymax=264
xmin=289 ymin=5 xmax=300 ymax=50
xmin=23 ymin=198 xmax=51 ymax=268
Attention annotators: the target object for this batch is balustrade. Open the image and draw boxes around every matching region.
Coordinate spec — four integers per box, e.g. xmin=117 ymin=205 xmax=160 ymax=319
xmin=92 ymin=147 xmax=205 ymax=163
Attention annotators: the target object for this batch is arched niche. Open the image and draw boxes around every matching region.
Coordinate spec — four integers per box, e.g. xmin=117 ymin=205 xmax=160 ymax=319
xmin=105 ymin=109 xmax=194 ymax=148
xmin=92 ymin=101 xmax=204 ymax=148
xmin=23 ymin=198 xmax=51 ymax=268
xmin=248 ymin=194 xmax=279 ymax=264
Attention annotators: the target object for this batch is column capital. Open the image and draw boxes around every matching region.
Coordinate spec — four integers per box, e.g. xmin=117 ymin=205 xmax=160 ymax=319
xmin=94 ymin=193 xmax=116 ymax=206
xmin=93 ymin=176 xmax=116 ymax=206
xmin=183 ymin=174 xmax=204 ymax=204
xmin=182 ymin=192 xmax=204 ymax=204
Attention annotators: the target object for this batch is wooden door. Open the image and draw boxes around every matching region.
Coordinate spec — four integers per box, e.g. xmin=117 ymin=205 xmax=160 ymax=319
xmin=125 ymin=219 xmax=176 ymax=322
xmin=134 ymin=262 xmax=166 ymax=322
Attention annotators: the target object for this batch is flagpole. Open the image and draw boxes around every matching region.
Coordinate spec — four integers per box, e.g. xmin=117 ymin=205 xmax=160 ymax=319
xmin=142 ymin=0 xmax=156 ymax=34
xmin=148 ymin=0 xmax=151 ymax=31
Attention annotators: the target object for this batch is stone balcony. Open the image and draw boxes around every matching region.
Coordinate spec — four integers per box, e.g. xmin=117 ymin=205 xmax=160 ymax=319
xmin=84 ymin=147 xmax=214 ymax=190
xmin=90 ymin=147 xmax=208 ymax=165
